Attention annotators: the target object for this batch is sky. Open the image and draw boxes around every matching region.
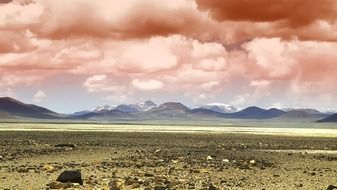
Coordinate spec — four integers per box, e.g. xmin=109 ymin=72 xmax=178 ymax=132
xmin=0 ymin=0 xmax=337 ymax=113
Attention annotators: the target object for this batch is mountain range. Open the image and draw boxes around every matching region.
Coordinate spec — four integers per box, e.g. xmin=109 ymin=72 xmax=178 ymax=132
xmin=0 ymin=97 xmax=335 ymax=123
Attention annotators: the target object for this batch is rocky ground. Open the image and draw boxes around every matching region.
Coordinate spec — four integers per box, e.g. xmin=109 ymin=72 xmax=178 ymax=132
xmin=1 ymin=131 xmax=337 ymax=189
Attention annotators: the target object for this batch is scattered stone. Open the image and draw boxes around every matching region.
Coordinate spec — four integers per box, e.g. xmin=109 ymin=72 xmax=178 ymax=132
xmin=54 ymin=144 xmax=76 ymax=148
xmin=109 ymin=179 xmax=125 ymax=190
xmin=297 ymin=183 xmax=303 ymax=188
xmin=42 ymin=165 xmax=56 ymax=173
xmin=155 ymin=149 xmax=161 ymax=153
xmin=154 ymin=186 xmax=166 ymax=190
xmin=249 ymin=160 xmax=256 ymax=164
xmin=16 ymin=167 xmax=29 ymax=173
xmin=47 ymin=181 xmax=78 ymax=189
xmin=209 ymin=183 xmax=219 ymax=190
xmin=87 ymin=174 xmax=99 ymax=185
xmin=144 ymin=173 xmax=155 ymax=177
xmin=47 ymin=181 xmax=64 ymax=189
xmin=143 ymin=179 xmax=151 ymax=186
xmin=222 ymin=159 xmax=230 ymax=163
xmin=195 ymin=169 xmax=210 ymax=173
xmin=206 ymin=156 xmax=213 ymax=160
xmin=56 ymin=170 xmax=83 ymax=185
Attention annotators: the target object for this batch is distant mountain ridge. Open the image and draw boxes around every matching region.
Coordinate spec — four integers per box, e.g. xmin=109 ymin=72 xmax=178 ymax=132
xmin=275 ymin=109 xmax=331 ymax=122
xmin=145 ymin=102 xmax=190 ymax=117
xmin=0 ymin=96 xmax=336 ymax=122
xmin=73 ymin=100 xmax=157 ymax=116
xmin=223 ymin=107 xmax=286 ymax=119
xmin=115 ymin=100 xmax=157 ymax=113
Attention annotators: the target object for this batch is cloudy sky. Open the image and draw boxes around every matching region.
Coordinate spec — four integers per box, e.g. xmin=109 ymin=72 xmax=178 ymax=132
xmin=0 ymin=0 xmax=337 ymax=113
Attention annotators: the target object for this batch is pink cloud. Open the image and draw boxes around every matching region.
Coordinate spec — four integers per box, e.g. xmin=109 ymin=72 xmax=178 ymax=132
xmin=0 ymin=0 xmax=337 ymax=110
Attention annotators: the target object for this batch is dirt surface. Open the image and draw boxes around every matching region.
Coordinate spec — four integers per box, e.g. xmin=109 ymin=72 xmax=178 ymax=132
xmin=1 ymin=131 xmax=337 ymax=189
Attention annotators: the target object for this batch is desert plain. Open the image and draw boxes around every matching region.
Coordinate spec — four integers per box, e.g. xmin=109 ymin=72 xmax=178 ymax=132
xmin=1 ymin=123 xmax=337 ymax=190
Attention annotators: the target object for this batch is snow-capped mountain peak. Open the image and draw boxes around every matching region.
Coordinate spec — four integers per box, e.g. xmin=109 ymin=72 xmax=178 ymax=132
xmin=138 ymin=100 xmax=157 ymax=111
xmin=114 ymin=100 xmax=157 ymax=113
xmin=91 ymin=105 xmax=116 ymax=112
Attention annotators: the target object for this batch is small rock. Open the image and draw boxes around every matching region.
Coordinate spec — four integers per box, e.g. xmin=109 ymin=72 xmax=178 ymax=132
xmin=42 ymin=165 xmax=56 ymax=173
xmin=195 ymin=169 xmax=210 ymax=173
xmin=209 ymin=184 xmax=219 ymax=190
xmin=109 ymin=179 xmax=125 ymax=190
xmin=56 ymin=170 xmax=83 ymax=185
xmin=249 ymin=160 xmax=256 ymax=164
xmin=101 ymin=178 xmax=111 ymax=188
xmin=154 ymin=186 xmax=166 ymax=190
xmin=144 ymin=173 xmax=155 ymax=177
xmin=47 ymin=181 xmax=64 ymax=189
xmin=143 ymin=179 xmax=151 ymax=186
xmin=206 ymin=156 xmax=213 ymax=160
xmin=28 ymin=169 xmax=36 ymax=173
xmin=17 ymin=167 xmax=29 ymax=173
xmin=222 ymin=159 xmax=230 ymax=163
xmin=54 ymin=144 xmax=76 ymax=148
xmin=87 ymin=174 xmax=98 ymax=185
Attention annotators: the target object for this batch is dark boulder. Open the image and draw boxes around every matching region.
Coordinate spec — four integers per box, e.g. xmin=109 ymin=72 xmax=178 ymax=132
xmin=56 ymin=170 xmax=83 ymax=185
xmin=54 ymin=144 xmax=76 ymax=148
xmin=327 ymin=185 xmax=337 ymax=190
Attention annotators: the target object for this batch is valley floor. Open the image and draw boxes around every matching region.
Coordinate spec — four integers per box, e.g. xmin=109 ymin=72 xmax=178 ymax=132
xmin=1 ymin=125 xmax=337 ymax=189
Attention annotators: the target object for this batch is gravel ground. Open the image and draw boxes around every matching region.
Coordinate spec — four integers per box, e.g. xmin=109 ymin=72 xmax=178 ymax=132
xmin=1 ymin=131 xmax=337 ymax=189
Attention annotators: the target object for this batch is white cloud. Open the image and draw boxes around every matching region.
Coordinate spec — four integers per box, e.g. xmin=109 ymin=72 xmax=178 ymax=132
xmin=32 ymin=90 xmax=46 ymax=102
xmin=245 ymin=38 xmax=296 ymax=78
xmin=83 ymin=75 xmax=119 ymax=92
xmin=271 ymin=102 xmax=283 ymax=109
xmin=132 ymin=79 xmax=163 ymax=91
xmin=230 ymin=94 xmax=249 ymax=106
xmin=195 ymin=57 xmax=227 ymax=71
xmin=201 ymin=81 xmax=219 ymax=90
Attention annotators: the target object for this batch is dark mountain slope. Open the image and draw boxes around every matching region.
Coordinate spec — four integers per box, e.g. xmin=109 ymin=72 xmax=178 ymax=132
xmin=276 ymin=110 xmax=330 ymax=122
xmin=224 ymin=107 xmax=286 ymax=119
xmin=318 ymin=114 xmax=337 ymax=123
xmin=145 ymin=102 xmax=190 ymax=117
xmin=187 ymin=108 xmax=225 ymax=118
xmin=0 ymin=97 xmax=60 ymax=119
